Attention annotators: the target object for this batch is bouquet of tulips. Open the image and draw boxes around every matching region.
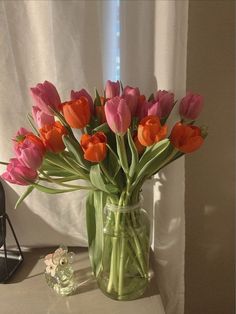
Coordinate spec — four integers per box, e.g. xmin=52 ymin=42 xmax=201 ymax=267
xmin=0 ymin=79 xmax=206 ymax=299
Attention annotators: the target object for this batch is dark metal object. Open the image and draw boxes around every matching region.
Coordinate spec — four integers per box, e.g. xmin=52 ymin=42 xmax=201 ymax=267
xmin=0 ymin=181 xmax=23 ymax=283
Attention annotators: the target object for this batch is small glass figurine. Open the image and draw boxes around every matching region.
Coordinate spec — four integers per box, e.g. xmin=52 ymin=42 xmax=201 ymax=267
xmin=44 ymin=245 xmax=76 ymax=296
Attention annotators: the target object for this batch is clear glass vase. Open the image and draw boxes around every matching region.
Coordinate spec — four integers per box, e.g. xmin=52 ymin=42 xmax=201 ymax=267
xmin=96 ymin=201 xmax=150 ymax=300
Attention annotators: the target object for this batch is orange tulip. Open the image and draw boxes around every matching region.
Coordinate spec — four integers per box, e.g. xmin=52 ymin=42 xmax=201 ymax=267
xmin=132 ymin=132 xmax=145 ymax=154
xmin=137 ymin=115 xmax=167 ymax=147
xmin=39 ymin=121 xmax=67 ymax=153
xmin=62 ymin=96 xmax=91 ymax=129
xmin=170 ymin=122 xmax=204 ymax=153
xmin=80 ymin=132 xmax=107 ymax=162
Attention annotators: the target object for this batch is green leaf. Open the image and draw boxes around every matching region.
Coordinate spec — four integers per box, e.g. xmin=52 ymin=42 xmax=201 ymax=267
xmin=127 ymin=129 xmax=138 ymax=178
xmin=90 ymin=164 xmax=119 ymax=194
xmin=62 ymin=135 xmax=90 ymax=170
xmin=31 ymin=182 xmax=79 ymax=194
xmin=44 ymin=152 xmax=71 ymax=170
xmin=42 ymin=169 xmax=74 ymax=177
xmin=134 ymin=139 xmax=171 ymax=184
xmin=15 ymin=185 xmax=34 ymax=209
xmin=86 ymin=191 xmax=106 ymax=276
xmin=148 ymin=93 xmax=154 ymax=102
xmin=94 ymin=89 xmax=102 ymax=106
xmin=116 ymin=134 xmax=129 ymax=174
xmin=120 ymin=80 xmax=124 ymax=92
xmin=27 ymin=114 xmax=39 ymax=135
xmin=107 ymin=144 xmax=120 ymax=178
xmin=138 ymin=139 xmax=170 ymax=171
xmin=93 ymin=123 xmax=110 ymax=133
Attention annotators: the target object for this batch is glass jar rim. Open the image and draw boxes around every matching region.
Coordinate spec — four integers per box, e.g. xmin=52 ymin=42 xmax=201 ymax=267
xmin=106 ymin=196 xmax=143 ymax=213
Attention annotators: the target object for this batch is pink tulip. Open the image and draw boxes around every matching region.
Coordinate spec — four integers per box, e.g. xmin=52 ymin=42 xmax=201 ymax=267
xmin=71 ymin=89 xmax=94 ymax=113
xmin=14 ymin=138 xmax=44 ymax=170
xmin=105 ymin=96 xmax=131 ymax=135
xmin=105 ymin=80 xmax=120 ymax=99
xmin=1 ymin=158 xmax=38 ymax=186
xmin=179 ymin=92 xmax=204 ymax=120
xmin=136 ymin=99 xmax=161 ymax=120
xmin=154 ymin=90 xmax=175 ymax=119
xmin=30 ymin=81 xmax=61 ymax=116
xmin=122 ymin=86 xmax=140 ymax=115
xmin=14 ymin=127 xmax=30 ymax=139
xmin=32 ymin=106 xmax=55 ymax=128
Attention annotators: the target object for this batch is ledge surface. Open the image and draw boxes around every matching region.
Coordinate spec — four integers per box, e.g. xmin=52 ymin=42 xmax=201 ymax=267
xmin=0 ymin=248 xmax=165 ymax=314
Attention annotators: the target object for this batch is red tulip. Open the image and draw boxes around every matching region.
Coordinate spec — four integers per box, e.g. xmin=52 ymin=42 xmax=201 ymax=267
xmin=62 ymin=97 xmax=91 ymax=129
xmin=71 ymin=89 xmax=94 ymax=113
xmin=80 ymin=132 xmax=107 ymax=162
xmin=170 ymin=122 xmax=204 ymax=153
xmin=138 ymin=115 xmax=167 ymax=147
xmin=39 ymin=121 xmax=67 ymax=153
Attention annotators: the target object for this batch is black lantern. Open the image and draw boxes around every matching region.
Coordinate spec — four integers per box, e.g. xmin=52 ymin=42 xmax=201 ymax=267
xmin=0 ymin=181 xmax=23 ymax=282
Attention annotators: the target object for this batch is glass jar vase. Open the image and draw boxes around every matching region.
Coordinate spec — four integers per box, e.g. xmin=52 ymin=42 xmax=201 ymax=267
xmin=97 ymin=201 xmax=150 ymax=300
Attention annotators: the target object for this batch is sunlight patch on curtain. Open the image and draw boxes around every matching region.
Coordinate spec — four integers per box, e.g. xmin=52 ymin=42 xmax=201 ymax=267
xmin=102 ymin=0 xmax=120 ymax=82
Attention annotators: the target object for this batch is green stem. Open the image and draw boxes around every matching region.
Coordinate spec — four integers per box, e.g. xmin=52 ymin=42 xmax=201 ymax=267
xmin=38 ymin=171 xmax=94 ymax=190
xmin=127 ymin=217 xmax=147 ymax=276
xmin=100 ymin=162 xmax=117 ymax=186
xmin=60 ymin=154 xmax=89 ymax=180
xmin=44 ymin=158 xmax=81 ymax=176
xmin=118 ymin=234 xmax=126 ymax=296
xmin=107 ymin=192 xmax=125 ymax=293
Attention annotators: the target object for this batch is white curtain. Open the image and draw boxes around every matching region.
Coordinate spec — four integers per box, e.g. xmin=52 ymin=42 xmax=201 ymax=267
xmin=0 ymin=1 xmax=188 ymax=313
xmin=0 ymin=0 xmax=118 ymax=247
xmin=121 ymin=2 xmax=188 ymax=314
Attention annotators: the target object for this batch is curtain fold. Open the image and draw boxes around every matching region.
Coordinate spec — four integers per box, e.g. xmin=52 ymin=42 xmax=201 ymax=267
xmin=0 ymin=0 xmax=113 ymax=247
xmin=120 ymin=1 xmax=188 ymax=314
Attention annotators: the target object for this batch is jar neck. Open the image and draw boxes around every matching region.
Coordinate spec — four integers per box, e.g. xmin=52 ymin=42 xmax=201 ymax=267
xmin=105 ymin=201 xmax=142 ymax=213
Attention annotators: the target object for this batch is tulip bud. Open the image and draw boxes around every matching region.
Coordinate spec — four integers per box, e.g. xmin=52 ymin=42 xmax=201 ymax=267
xmin=122 ymin=86 xmax=140 ymax=115
xmin=30 ymin=81 xmax=61 ymax=116
xmin=80 ymin=132 xmax=107 ymax=162
xmin=133 ymin=133 xmax=145 ymax=154
xmin=179 ymin=92 xmax=203 ymax=121
xmin=14 ymin=139 xmax=44 ymax=170
xmin=138 ymin=115 xmax=167 ymax=147
xmin=105 ymin=96 xmax=131 ymax=135
xmin=170 ymin=122 xmax=204 ymax=153
xmin=71 ymin=89 xmax=94 ymax=113
xmin=32 ymin=106 xmax=55 ymax=128
xmin=62 ymin=97 xmax=91 ymax=129
xmin=154 ymin=90 xmax=175 ymax=119
xmin=1 ymin=158 xmax=38 ymax=186
xmin=105 ymin=80 xmax=120 ymax=99
xmin=39 ymin=121 xmax=67 ymax=153
xmin=14 ymin=133 xmax=45 ymax=170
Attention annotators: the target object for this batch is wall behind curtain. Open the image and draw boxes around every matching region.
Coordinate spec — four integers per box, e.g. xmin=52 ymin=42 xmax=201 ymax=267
xmin=0 ymin=0 xmax=115 ymax=247
xmin=120 ymin=1 xmax=188 ymax=314
xmin=185 ymin=1 xmax=235 ymax=313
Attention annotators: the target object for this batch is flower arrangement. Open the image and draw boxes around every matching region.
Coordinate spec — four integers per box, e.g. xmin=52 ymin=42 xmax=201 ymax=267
xmin=0 ymin=79 xmax=206 ymax=300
